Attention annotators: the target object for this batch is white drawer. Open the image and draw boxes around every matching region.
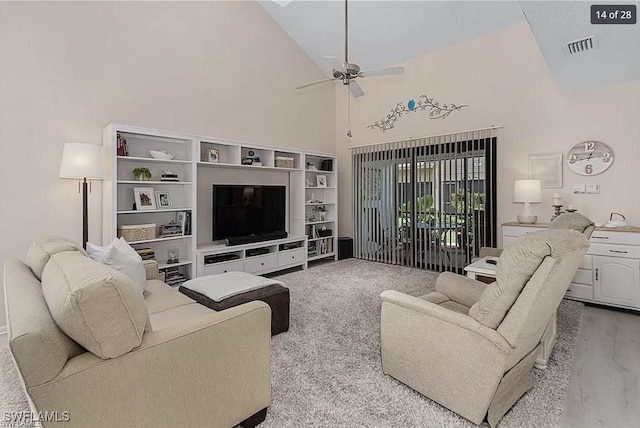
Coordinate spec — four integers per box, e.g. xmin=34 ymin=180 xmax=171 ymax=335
xmin=202 ymin=260 xmax=244 ymax=276
xmin=589 ymin=243 xmax=640 ymax=259
xmin=244 ymin=254 xmax=278 ymax=273
xmin=590 ymin=230 xmax=640 ymax=246
xmin=572 ymin=268 xmax=593 ymax=285
xmin=579 ymin=255 xmax=593 ymax=270
xmin=503 ymin=225 xmax=543 ymax=237
xmin=566 ymin=283 xmax=594 ymax=301
xmin=278 ymin=248 xmax=306 ymax=267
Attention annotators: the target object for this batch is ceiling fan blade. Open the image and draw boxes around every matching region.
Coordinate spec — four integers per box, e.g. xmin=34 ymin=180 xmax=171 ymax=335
xmin=349 ymin=80 xmax=364 ymax=98
xmin=359 ymin=66 xmax=405 ymax=78
xmin=295 ymin=77 xmax=337 ymax=90
xmin=322 ymin=56 xmax=344 ymax=70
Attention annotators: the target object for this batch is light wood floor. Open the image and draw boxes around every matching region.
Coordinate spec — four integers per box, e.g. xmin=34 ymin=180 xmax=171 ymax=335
xmin=560 ymin=304 xmax=640 ymax=428
xmin=0 ymin=304 xmax=638 ymax=426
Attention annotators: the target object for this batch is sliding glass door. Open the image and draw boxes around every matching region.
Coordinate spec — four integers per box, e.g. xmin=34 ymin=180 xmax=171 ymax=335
xmin=353 ymin=129 xmax=498 ymax=273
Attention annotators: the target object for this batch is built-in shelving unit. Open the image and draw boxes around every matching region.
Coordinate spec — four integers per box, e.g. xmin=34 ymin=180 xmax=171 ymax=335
xmin=304 ymin=153 xmax=338 ymax=261
xmin=103 ymin=124 xmax=196 ymax=286
xmin=104 ymin=123 xmax=338 ymax=281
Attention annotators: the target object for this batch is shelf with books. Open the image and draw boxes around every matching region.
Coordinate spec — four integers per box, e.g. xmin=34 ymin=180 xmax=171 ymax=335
xmin=104 ymin=124 xmax=197 ymax=282
xmin=303 ymin=152 xmax=337 ymax=262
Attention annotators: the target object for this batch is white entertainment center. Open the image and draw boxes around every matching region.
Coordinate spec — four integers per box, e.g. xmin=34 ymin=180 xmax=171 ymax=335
xmin=103 ymin=123 xmax=338 ymax=285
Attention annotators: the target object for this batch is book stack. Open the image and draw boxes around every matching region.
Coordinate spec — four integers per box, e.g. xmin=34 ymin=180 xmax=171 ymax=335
xmin=306 ymin=225 xmax=319 ymax=239
xmin=307 ymin=241 xmax=318 ymax=258
xmin=135 ymin=247 xmax=155 ymax=260
xmin=164 ymin=267 xmax=187 ymax=287
xmin=319 ymin=238 xmax=333 ymax=254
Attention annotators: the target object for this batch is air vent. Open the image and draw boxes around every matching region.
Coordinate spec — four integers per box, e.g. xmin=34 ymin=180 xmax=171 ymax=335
xmin=566 ymin=35 xmax=598 ymax=55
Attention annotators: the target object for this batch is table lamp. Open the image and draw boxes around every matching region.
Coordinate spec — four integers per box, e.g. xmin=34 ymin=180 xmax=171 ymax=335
xmin=514 ymin=179 xmax=541 ymax=224
xmin=59 ymin=143 xmax=105 ymax=248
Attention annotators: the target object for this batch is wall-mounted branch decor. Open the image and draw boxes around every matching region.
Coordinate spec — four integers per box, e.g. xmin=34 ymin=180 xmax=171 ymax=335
xmin=368 ymin=95 xmax=468 ymax=132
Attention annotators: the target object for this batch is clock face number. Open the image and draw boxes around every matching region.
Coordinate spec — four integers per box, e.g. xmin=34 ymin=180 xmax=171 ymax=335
xmin=585 ymin=141 xmax=595 ymax=152
xmin=567 ymin=141 xmax=614 ymax=176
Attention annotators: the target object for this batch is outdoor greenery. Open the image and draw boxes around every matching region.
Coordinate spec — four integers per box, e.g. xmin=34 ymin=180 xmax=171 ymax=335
xmin=450 ymin=189 xmax=485 ymax=213
xmin=398 ymin=195 xmax=434 ymax=225
xmin=396 ymin=190 xmax=486 ymax=247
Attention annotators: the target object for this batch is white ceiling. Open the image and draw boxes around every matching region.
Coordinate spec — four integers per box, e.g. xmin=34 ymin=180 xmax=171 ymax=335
xmin=259 ymin=0 xmax=640 ymax=90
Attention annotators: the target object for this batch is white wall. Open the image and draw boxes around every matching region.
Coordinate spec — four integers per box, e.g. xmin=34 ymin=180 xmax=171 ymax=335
xmin=336 ymin=22 xmax=640 ymax=242
xmin=0 ymin=2 xmax=335 ymax=326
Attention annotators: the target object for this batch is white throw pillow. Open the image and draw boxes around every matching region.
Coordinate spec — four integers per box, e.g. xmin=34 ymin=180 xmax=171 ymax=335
xmin=86 ymin=241 xmax=108 ymax=260
xmin=87 ymin=238 xmax=146 ymax=294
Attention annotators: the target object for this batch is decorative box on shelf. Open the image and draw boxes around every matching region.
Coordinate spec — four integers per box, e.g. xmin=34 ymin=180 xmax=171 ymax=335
xmin=159 ymin=222 xmax=183 ymax=238
xmin=275 ymin=156 xmax=295 ymax=169
xmin=117 ymin=223 xmax=156 ymax=242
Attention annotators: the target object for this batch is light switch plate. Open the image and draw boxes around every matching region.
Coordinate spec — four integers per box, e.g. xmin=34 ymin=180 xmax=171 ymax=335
xmin=586 ymin=184 xmax=600 ymax=194
xmin=573 ymin=184 xmax=586 ymax=194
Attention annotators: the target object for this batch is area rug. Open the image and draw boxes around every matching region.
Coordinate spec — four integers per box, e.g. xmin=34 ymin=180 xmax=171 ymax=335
xmin=0 ymin=259 xmax=583 ymax=427
xmin=263 ymin=259 xmax=583 ymax=427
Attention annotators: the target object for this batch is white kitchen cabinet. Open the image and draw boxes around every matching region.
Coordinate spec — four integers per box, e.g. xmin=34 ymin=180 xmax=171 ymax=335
xmin=594 ymin=256 xmax=640 ymax=308
xmin=502 ymin=222 xmax=640 ymax=311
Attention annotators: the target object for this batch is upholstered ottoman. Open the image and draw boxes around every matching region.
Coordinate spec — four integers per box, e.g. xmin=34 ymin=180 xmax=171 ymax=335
xmin=179 ymin=272 xmax=290 ymax=335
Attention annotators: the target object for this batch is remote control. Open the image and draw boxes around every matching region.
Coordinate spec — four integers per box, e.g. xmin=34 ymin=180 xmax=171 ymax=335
xmin=486 ymin=259 xmax=498 ymax=265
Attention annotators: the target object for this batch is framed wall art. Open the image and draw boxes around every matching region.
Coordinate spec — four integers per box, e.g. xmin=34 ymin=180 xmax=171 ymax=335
xmin=529 ymin=153 xmax=563 ymax=189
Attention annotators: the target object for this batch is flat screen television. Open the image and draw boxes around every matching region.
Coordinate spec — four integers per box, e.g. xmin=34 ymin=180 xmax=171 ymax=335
xmin=212 ymin=185 xmax=286 ymax=241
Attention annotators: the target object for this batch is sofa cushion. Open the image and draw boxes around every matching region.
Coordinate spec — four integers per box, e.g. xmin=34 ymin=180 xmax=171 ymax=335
xmin=41 ymin=251 xmax=148 ymax=359
xmin=26 ymin=236 xmax=86 ymax=280
xmin=144 ymin=279 xmax=197 ymax=315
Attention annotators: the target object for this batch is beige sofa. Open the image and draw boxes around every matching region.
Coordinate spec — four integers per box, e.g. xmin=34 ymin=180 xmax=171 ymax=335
xmin=4 ymin=238 xmax=271 ymax=428
xmin=380 ymin=229 xmax=590 ymax=426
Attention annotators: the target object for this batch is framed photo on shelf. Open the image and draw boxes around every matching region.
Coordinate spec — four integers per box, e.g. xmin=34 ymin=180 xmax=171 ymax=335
xmin=316 ymin=175 xmax=327 ymax=188
xmin=175 ymin=211 xmax=188 ymax=235
xmin=206 ymin=148 xmax=219 ymax=163
xmin=133 ymin=187 xmax=157 ymax=210
xmin=155 ymin=191 xmax=171 ymax=209
xmin=529 ymin=153 xmax=563 ymax=188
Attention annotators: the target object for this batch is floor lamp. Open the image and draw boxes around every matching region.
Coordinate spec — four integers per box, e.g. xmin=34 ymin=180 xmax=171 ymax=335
xmin=59 ymin=143 xmax=105 ymax=249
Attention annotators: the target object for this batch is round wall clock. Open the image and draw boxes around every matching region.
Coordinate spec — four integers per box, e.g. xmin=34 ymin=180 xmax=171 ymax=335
xmin=567 ymin=141 xmax=614 ymax=176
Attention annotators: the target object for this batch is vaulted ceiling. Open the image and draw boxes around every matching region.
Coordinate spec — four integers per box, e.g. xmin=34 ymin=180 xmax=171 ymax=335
xmin=259 ymin=0 xmax=640 ymax=90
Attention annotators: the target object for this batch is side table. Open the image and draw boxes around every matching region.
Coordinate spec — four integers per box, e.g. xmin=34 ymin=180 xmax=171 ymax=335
xmin=464 ymin=256 xmax=498 ymax=282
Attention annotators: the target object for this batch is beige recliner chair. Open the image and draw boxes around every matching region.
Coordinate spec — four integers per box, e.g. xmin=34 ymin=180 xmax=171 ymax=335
xmin=380 ymin=228 xmax=590 ymax=426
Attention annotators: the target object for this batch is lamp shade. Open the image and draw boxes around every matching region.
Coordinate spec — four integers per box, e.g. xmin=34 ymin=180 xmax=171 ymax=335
xmin=513 ymin=179 xmax=541 ymax=203
xmin=59 ymin=143 xmax=104 ymax=179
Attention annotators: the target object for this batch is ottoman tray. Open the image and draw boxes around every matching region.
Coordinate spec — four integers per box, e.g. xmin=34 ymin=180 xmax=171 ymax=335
xmin=179 ymin=273 xmax=290 ymax=335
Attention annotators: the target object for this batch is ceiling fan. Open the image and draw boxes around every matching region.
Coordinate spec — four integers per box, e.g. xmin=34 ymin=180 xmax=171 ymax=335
xmin=295 ymin=0 xmax=404 ymax=98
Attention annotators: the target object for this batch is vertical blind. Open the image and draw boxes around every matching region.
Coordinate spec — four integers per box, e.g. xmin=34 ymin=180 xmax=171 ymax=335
xmin=352 ymin=127 xmax=499 ymax=273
